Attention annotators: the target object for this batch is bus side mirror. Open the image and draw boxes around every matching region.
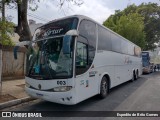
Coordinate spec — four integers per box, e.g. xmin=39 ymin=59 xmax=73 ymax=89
xmin=63 ymin=30 xmax=78 ymax=54
xmin=14 ymin=41 xmax=30 ymax=59
xmin=63 ymin=35 xmax=72 ymax=54
xmin=65 ymin=30 xmax=79 ymax=36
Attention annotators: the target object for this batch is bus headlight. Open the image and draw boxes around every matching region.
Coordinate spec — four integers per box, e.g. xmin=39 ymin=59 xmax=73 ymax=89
xmin=53 ymin=86 xmax=72 ymax=92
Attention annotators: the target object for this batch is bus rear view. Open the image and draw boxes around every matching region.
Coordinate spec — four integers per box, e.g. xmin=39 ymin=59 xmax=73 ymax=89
xmin=142 ymin=51 xmax=151 ymax=74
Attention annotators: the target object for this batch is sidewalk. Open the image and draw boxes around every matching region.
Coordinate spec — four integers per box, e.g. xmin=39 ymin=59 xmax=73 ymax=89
xmin=0 ymin=79 xmax=35 ymax=110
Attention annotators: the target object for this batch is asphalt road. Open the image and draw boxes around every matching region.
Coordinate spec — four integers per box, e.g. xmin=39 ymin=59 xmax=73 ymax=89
xmin=2 ymin=71 xmax=160 ymax=120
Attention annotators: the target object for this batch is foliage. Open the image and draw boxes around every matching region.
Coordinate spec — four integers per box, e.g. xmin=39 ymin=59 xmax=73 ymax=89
xmin=0 ymin=0 xmax=15 ymax=46
xmin=103 ymin=2 xmax=160 ymax=50
xmin=0 ymin=19 xmax=15 ymax=46
xmin=137 ymin=3 xmax=160 ymax=50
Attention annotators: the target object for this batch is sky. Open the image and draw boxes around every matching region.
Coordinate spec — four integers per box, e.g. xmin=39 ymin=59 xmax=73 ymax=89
xmin=4 ymin=0 xmax=160 ymax=25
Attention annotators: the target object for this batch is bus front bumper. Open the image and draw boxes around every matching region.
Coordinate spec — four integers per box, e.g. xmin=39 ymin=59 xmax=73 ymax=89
xmin=142 ymin=67 xmax=150 ymax=73
xmin=25 ymin=86 xmax=77 ymax=105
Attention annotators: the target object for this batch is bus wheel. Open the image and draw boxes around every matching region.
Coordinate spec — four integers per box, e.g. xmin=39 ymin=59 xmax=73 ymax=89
xmin=131 ymin=72 xmax=135 ymax=82
xmin=99 ymin=77 xmax=108 ymax=99
xmin=136 ymin=71 xmax=139 ymax=80
xmin=134 ymin=71 xmax=138 ymax=80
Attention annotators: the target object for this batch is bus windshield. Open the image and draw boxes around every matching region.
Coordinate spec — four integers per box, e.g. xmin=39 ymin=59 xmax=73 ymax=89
xmin=26 ymin=37 xmax=74 ymax=80
xmin=142 ymin=56 xmax=149 ymax=67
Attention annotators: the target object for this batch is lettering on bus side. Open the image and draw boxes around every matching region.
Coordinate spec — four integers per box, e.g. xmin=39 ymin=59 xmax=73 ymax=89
xmin=86 ymin=80 xmax=89 ymax=87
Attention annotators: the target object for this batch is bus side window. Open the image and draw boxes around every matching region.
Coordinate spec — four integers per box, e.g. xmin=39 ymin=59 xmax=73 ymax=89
xmin=76 ymin=42 xmax=88 ymax=75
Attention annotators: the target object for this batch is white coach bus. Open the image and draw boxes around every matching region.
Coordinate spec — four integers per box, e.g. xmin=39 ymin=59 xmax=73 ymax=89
xmin=14 ymin=15 xmax=142 ymax=105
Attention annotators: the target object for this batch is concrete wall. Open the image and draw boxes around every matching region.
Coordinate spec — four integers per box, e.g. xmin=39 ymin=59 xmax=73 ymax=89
xmin=0 ymin=46 xmax=26 ymax=80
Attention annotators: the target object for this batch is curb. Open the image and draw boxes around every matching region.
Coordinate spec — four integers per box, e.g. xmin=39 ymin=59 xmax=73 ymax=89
xmin=0 ymin=97 xmax=36 ymax=110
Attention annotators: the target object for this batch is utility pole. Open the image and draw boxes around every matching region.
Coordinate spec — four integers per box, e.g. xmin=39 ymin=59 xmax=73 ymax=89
xmin=2 ymin=0 xmax=5 ymax=41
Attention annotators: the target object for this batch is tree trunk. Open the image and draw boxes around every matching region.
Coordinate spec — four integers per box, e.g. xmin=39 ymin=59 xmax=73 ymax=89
xmin=15 ymin=0 xmax=22 ymax=35
xmin=1 ymin=0 xmax=5 ymax=44
xmin=16 ymin=0 xmax=32 ymax=42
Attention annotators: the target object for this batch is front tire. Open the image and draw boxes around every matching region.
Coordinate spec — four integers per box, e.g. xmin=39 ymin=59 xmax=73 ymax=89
xmin=99 ymin=77 xmax=108 ymax=99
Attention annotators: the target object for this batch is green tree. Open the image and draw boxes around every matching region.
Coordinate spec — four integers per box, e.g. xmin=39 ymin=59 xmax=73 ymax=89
xmin=0 ymin=0 xmax=15 ymax=46
xmin=104 ymin=2 xmax=160 ymax=50
xmin=0 ymin=20 xmax=15 ymax=46
xmin=137 ymin=3 xmax=160 ymax=50
xmin=104 ymin=13 xmax=146 ymax=49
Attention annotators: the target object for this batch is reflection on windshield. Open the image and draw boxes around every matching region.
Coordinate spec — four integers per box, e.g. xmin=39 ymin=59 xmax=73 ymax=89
xmin=32 ymin=18 xmax=78 ymax=41
xmin=26 ymin=37 xmax=74 ymax=79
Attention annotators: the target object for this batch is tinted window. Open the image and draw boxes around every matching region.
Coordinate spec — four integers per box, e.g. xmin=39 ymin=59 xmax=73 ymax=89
xmin=121 ymin=39 xmax=128 ymax=54
xmin=98 ymin=26 xmax=111 ymax=50
xmin=79 ymin=20 xmax=96 ymax=49
xmin=78 ymin=20 xmax=96 ymax=66
xmin=111 ymin=33 xmax=122 ymax=53
xmin=128 ymin=44 xmax=134 ymax=55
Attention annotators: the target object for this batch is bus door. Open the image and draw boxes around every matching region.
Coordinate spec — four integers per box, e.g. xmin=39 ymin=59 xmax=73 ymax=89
xmin=75 ymin=36 xmax=97 ymax=102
